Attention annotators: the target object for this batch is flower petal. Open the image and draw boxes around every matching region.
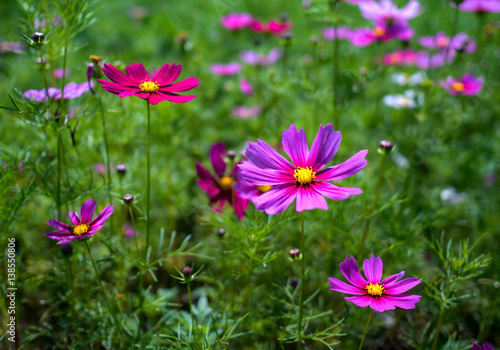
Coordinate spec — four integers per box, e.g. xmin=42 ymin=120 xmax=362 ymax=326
xmin=196 ymin=162 xmax=221 ymax=197
xmin=345 ymin=295 xmax=372 ymax=307
xmin=68 ymin=212 xmax=80 ymax=225
xmin=148 ymin=90 xmax=197 ymax=104
xmin=101 ymin=64 xmax=139 ymax=85
xmin=80 ymin=198 xmax=97 ymax=223
xmin=209 ymin=143 xmax=227 ymax=178
xmin=296 ymin=186 xmax=328 ymax=212
xmin=233 ymin=192 xmax=248 ymax=220
xmin=46 ymin=219 xmax=72 ymax=232
xmin=340 ymin=256 xmax=367 ymax=289
xmin=383 ymin=294 xmax=421 ymax=309
xmin=312 ymin=182 xmax=363 ymax=201
xmin=90 ymin=205 xmax=114 ymax=230
xmin=252 ymin=183 xmax=299 ymax=215
xmin=306 ymin=124 xmax=342 ymax=171
xmin=44 ymin=232 xmax=71 ymax=239
xmin=164 ymin=76 xmax=200 ymax=92
xmin=153 ymin=63 xmax=182 ymax=85
xmin=282 ymin=124 xmax=308 ymax=167
xmin=328 ymin=277 xmax=366 ymax=295
xmin=126 ymin=63 xmax=150 ymax=82
xmin=370 ymin=296 xmax=397 ymax=313
xmin=245 ymin=139 xmax=294 ymax=171
xmin=381 ymin=271 xmax=405 ymax=286
xmin=316 ymin=150 xmax=368 ymax=181
xmin=238 ymin=162 xmax=294 ymax=185
xmin=385 ymin=277 xmax=421 ymax=295
xmin=363 ymin=254 xmax=383 ymax=284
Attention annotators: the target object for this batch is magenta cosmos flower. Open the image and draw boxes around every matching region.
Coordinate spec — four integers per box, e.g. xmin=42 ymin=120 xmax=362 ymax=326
xmin=328 ymin=255 xmax=422 ymax=313
xmin=24 ymin=81 xmax=94 ymax=102
xmin=250 ymin=19 xmax=292 ymax=35
xmin=196 ymin=143 xmax=248 ymax=220
xmin=419 ymin=32 xmax=476 ymax=54
xmin=455 ymin=0 xmax=500 ymax=13
xmin=442 ymin=73 xmax=483 ymax=95
xmin=238 ymin=124 xmax=368 ymax=215
xmin=323 ymin=26 xmax=355 ymax=41
xmin=210 ymin=62 xmax=241 ymax=76
xmin=220 ymin=13 xmax=253 ymax=30
xmin=471 ymin=342 xmax=494 ymax=350
xmin=97 ymin=62 xmax=199 ymax=105
xmin=351 ymin=23 xmax=413 ymax=46
xmin=359 ymin=0 xmax=422 ymax=25
xmin=44 ymin=198 xmax=114 ymax=245
xmin=232 ymin=106 xmax=262 ymax=119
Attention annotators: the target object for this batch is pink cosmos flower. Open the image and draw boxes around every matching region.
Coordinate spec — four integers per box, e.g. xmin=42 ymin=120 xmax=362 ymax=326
xmin=455 ymin=0 xmax=500 ymax=13
xmin=122 ymin=222 xmax=137 ymax=238
xmin=210 ymin=62 xmax=241 ymax=75
xmin=196 ymin=143 xmax=248 ymax=220
xmin=442 ymin=73 xmax=484 ymax=95
xmin=250 ymin=19 xmax=292 ymax=35
xmin=94 ymin=163 xmax=107 ymax=174
xmin=419 ymin=32 xmax=476 ymax=54
xmin=359 ymin=0 xmax=422 ymax=25
xmin=328 ymin=255 xmax=422 ymax=313
xmin=239 ymin=78 xmax=253 ymax=95
xmin=323 ymin=26 xmax=355 ymax=40
xmin=382 ymin=49 xmax=419 ymax=66
xmin=24 ymin=81 xmax=94 ymax=102
xmin=238 ymin=124 xmax=368 ymax=215
xmin=240 ymin=48 xmax=281 ymax=66
xmin=232 ymin=106 xmax=262 ymax=119
xmin=97 ymin=62 xmax=199 ymax=105
xmin=221 ymin=13 xmax=253 ymax=30
xmin=351 ymin=23 xmax=413 ymax=46
xmin=44 ymin=198 xmax=114 ymax=245
xmin=54 ymin=68 xmax=70 ymax=79
xmin=0 ymin=39 xmax=23 ymax=54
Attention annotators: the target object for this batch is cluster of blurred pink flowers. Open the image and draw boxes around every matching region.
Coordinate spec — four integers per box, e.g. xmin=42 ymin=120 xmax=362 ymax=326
xmin=220 ymin=13 xmax=291 ymax=35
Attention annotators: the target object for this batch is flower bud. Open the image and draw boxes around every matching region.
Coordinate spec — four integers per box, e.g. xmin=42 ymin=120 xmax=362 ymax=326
xmin=183 ymin=266 xmax=193 ymax=277
xmin=302 ymin=0 xmax=312 ymax=9
xmin=116 ymin=164 xmax=126 ymax=175
xmin=116 ymin=293 xmax=125 ymax=300
xmin=217 ymin=228 xmax=226 ymax=237
xmin=87 ymin=63 xmax=94 ymax=81
xmin=31 ymin=32 xmax=45 ymax=47
xmin=378 ymin=140 xmax=394 ymax=155
xmin=226 ymin=151 xmax=236 ymax=160
xmin=60 ymin=242 xmax=73 ymax=257
xmin=290 ymin=248 xmax=300 ymax=259
xmin=291 ymin=278 xmax=299 ymax=288
xmin=123 ymin=194 xmax=134 ymax=204
xmin=281 ymin=32 xmax=293 ymax=46
xmin=279 ymin=13 xmax=289 ymax=23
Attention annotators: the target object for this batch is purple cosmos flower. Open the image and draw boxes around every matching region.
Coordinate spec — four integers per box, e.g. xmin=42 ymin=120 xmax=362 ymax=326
xmin=97 ymin=62 xmax=199 ymax=105
xmin=456 ymin=0 xmax=500 ymax=13
xmin=442 ymin=73 xmax=483 ymax=95
xmin=220 ymin=13 xmax=253 ymax=30
xmin=232 ymin=106 xmax=262 ymax=119
xmin=328 ymin=255 xmax=422 ymax=313
xmin=419 ymin=32 xmax=476 ymax=54
xmin=240 ymin=48 xmax=281 ymax=66
xmin=210 ymin=62 xmax=241 ymax=76
xmin=359 ymin=0 xmax=422 ymax=25
xmin=122 ymin=222 xmax=136 ymax=238
xmin=54 ymin=68 xmax=70 ymax=79
xmin=24 ymin=81 xmax=94 ymax=102
xmin=238 ymin=124 xmax=368 ymax=215
xmin=94 ymin=163 xmax=107 ymax=174
xmin=351 ymin=23 xmax=413 ymax=46
xmin=239 ymin=78 xmax=253 ymax=95
xmin=196 ymin=143 xmax=248 ymax=220
xmin=323 ymin=26 xmax=355 ymax=40
xmin=44 ymin=198 xmax=114 ymax=245
xmin=471 ymin=342 xmax=495 ymax=350
xmin=0 ymin=39 xmax=23 ymax=54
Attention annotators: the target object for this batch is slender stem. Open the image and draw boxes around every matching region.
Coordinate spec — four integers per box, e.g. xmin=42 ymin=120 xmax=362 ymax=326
xmin=358 ymin=154 xmax=387 ymax=255
xmin=431 ymin=308 xmax=445 ymax=350
xmin=358 ymin=308 xmax=373 ymax=350
xmin=56 ymin=130 xmax=63 ymax=220
xmin=297 ymin=212 xmax=305 ymax=349
xmin=38 ymin=48 xmax=51 ymax=114
xmin=65 ymin=256 xmax=74 ymax=320
xmin=129 ymin=206 xmax=139 ymax=257
xmin=332 ymin=0 xmax=340 ymax=129
xmin=187 ymin=281 xmax=195 ymax=341
xmin=98 ymin=94 xmax=113 ymax=207
xmin=146 ymin=100 xmax=151 ymax=258
xmin=84 ymin=240 xmax=123 ymax=343
xmin=59 ymin=0 xmax=70 ymax=101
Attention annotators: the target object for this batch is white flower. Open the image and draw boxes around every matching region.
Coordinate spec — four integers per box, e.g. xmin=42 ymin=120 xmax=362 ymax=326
xmin=392 ymin=152 xmax=409 ymax=169
xmin=391 ymin=71 xmax=427 ymax=86
xmin=440 ymin=187 xmax=467 ymax=204
xmin=383 ymin=89 xmax=424 ymax=109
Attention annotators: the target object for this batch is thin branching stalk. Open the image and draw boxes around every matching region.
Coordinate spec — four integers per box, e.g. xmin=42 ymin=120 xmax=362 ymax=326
xmin=358 ymin=308 xmax=373 ymax=350
xmin=187 ymin=281 xmax=195 ymax=342
xmin=431 ymin=307 xmax=445 ymax=350
xmin=297 ymin=212 xmax=305 ymax=349
xmin=65 ymin=256 xmax=74 ymax=320
xmin=38 ymin=48 xmax=51 ymax=114
xmin=56 ymin=130 xmax=63 ymax=220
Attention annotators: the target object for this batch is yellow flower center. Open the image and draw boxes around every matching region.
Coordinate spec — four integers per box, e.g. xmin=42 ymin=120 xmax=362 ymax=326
xmin=373 ymin=26 xmax=385 ymax=37
xmin=366 ymin=283 xmax=385 ymax=297
xmin=436 ymin=37 xmax=449 ymax=48
xmin=139 ymin=80 xmax=160 ymax=93
xmin=256 ymin=185 xmax=273 ymax=193
xmin=220 ymin=176 xmax=233 ymax=190
xmin=294 ymin=167 xmax=316 ymax=185
xmin=451 ymin=82 xmax=465 ymax=92
xmin=73 ymin=223 xmax=90 ymax=235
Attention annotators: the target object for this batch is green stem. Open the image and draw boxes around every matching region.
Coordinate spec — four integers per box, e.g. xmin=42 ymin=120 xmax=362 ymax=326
xmin=38 ymin=48 xmax=51 ymax=115
xmin=332 ymin=0 xmax=340 ymax=129
xmin=146 ymin=100 xmax=151 ymax=258
xmin=129 ymin=206 xmax=140 ymax=258
xmin=59 ymin=0 xmax=70 ymax=101
xmin=56 ymin=130 xmax=63 ymax=220
xmin=297 ymin=212 xmax=305 ymax=349
xmin=84 ymin=240 xmax=123 ymax=343
xmin=98 ymin=94 xmax=113 ymax=208
xmin=431 ymin=308 xmax=445 ymax=350
xmin=65 ymin=256 xmax=74 ymax=320
xmin=358 ymin=154 xmax=386 ymax=256
xmin=358 ymin=308 xmax=373 ymax=350
xmin=187 ymin=281 xmax=195 ymax=341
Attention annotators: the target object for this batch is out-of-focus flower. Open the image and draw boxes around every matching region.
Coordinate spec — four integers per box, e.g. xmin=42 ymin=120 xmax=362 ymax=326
xmin=98 ymin=62 xmax=199 ymax=105
xmin=383 ymin=49 xmax=420 ymax=65
xmin=250 ymin=19 xmax=292 ymax=35
xmin=127 ymin=6 xmax=149 ymax=20
xmin=239 ymin=124 xmax=368 ymax=215
xmin=383 ymin=89 xmax=423 ymax=109
xmin=122 ymin=222 xmax=136 ymax=238
xmin=454 ymin=0 xmax=500 ymax=13
xmin=54 ymin=68 xmax=70 ymax=79
xmin=440 ymin=186 xmax=467 ymax=204
xmin=328 ymin=255 xmax=422 ymax=313
xmin=351 ymin=23 xmax=414 ymax=46
xmin=240 ymin=48 xmax=281 ymax=66
xmin=34 ymin=17 xmax=47 ymax=30
xmin=0 ymin=39 xmax=23 ymax=54
xmin=196 ymin=143 xmax=248 ymax=220
xmin=419 ymin=32 xmax=476 ymax=54
xmin=239 ymin=78 xmax=253 ymax=95
xmin=210 ymin=62 xmax=241 ymax=75
xmin=442 ymin=73 xmax=483 ymax=95
xmin=391 ymin=71 xmax=427 ymax=85
xmin=393 ymin=152 xmax=410 ymax=169
xmin=323 ymin=26 xmax=355 ymax=40
xmin=471 ymin=342 xmax=495 ymax=350
xmin=359 ymin=0 xmax=422 ymax=26
xmin=44 ymin=198 xmax=114 ymax=244
xmin=94 ymin=163 xmax=107 ymax=174
xmin=232 ymin=106 xmax=262 ymax=119
xmin=24 ymin=81 xmax=95 ymax=102
xmin=221 ymin=13 xmax=253 ymax=30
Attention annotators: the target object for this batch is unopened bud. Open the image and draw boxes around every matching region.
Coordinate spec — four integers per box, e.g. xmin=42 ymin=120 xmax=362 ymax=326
xmin=378 ymin=140 xmax=394 ymax=155
xmin=31 ymin=32 xmax=45 ymax=47
xmin=60 ymin=242 xmax=73 ymax=257
xmin=116 ymin=293 xmax=125 ymax=300
xmin=290 ymin=248 xmax=300 ymax=259
xmin=183 ymin=266 xmax=193 ymax=277
xmin=116 ymin=164 xmax=126 ymax=175
xmin=226 ymin=151 xmax=236 ymax=160
xmin=123 ymin=194 xmax=134 ymax=203
xmin=217 ymin=228 xmax=226 ymax=237
xmin=291 ymin=278 xmax=299 ymax=288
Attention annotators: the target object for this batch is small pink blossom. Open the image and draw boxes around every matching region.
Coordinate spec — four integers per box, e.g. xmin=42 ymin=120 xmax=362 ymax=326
xmin=221 ymin=13 xmax=253 ymax=30
xmin=250 ymin=19 xmax=292 ymax=35
xmin=239 ymin=78 xmax=253 ymax=95
xmin=240 ymin=48 xmax=281 ymax=66
xmin=350 ymin=23 xmax=413 ymax=46
xmin=454 ymin=0 xmax=500 ymax=13
xmin=232 ymin=106 xmax=262 ymax=119
xmin=323 ymin=26 xmax=354 ymax=40
xmin=54 ymin=68 xmax=70 ymax=79
xmin=210 ymin=62 xmax=241 ymax=75
xmin=442 ymin=73 xmax=483 ymax=96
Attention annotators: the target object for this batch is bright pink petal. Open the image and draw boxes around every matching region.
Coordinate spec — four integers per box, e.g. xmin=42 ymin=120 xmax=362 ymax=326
xmin=312 ymin=182 xmax=363 ymax=201
xmin=252 ymin=184 xmax=299 ymax=215
xmin=381 ymin=271 xmax=405 ymax=286
xmin=233 ymin=192 xmax=249 ymax=220
xmin=306 ymin=124 xmax=342 ymax=171
xmin=80 ymin=199 xmax=97 ymax=223
xmin=196 ymin=162 xmax=221 ymax=197
xmin=238 ymin=162 xmax=294 ymax=185
xmin=316 ymin=150 xmax=368 ymax=181
xmin=90 ymin=205 xmax=114 ymax=230
xmin=345 ymin=295 xmax=372 ymax=307
xmin=125 ymin=63 xmax=150 ymax=82
xmin=383 ymin=294 xmax=421 ymax=309
xmin=209 ymin=143 xmax=227 ymax=178
xmin=153 ymin=63 xmax=182 ymax=85
xmin=68 ymin=212 xmax=80 ymax=225
xmin=164 ymin=76 xmax=200 ymax=92
xmin=385 ymin=278 xmax=421 ymax=295
xmin=328 ymin=277 xmax=366 ymax=295
xmin=282 ymin=124 xmax=309 ymax=168
xmin=363 ymin=254 xmax=383 ymax=284
xmin=340 ymin=256 xmax=367 ymax=289
xmin=370 ymin=296 xmax=397 ymax=313
xmin=245 ymin=139 xmax=295 ymax=172
xmin=101 ymin=64 xmax=139 ymax=85
xmin=148 ymin=91 xmax=197 ymax=104
xmin=296 ymin=186 xmax=328 ymax=212
xmin=44 ymin=232 xmax=71 ymax=239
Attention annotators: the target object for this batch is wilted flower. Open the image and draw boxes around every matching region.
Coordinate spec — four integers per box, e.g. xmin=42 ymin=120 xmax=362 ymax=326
xmin=210 ymin=62 xmax=241 ymax=75
xmin=232 ymin=106 xmax=262 ymax=119
xmin=220 ymin=13 xmax=253 ymax=30
xmin=196 ymin=143 xmax=248 ymax=220
xmin=98 ymin=62 xmax=199 ymax=105
xmin=238 ymin=124 xmax=368 ymax=215
xmin=24 ymin=81 xmax=94 ymax=102
xmin=44 ymin=198 xmax=114 ymax=244
xmin=383 ymin=89 xmax=423 ymax=109
xmin=442 ymin=73 xmax=483 ymax=95
xmin=328 ymin=255 xmax=422 ymax=313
